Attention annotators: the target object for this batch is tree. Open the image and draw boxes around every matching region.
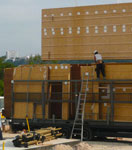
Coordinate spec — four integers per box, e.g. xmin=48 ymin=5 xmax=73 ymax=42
xmin=27 ymin=55 xmax=43 ymax=64
xmin=0 ymin=80 xmax=4 ymax=96
xmin=0 ymin=56 xmax=14 ymax=96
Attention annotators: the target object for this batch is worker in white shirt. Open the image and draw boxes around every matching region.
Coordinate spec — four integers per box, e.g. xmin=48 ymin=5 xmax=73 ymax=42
xmin=0 ymin=112 xmax=3 ymax=140
xmin=94 ymin=50 xmax=105 ymax=79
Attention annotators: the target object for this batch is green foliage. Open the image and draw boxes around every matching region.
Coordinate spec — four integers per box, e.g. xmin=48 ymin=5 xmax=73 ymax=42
xmin=51 ymin=60 xmax=58 ymax=64
xmin=0 ymin=56 xmax=14 ymax=96
xmin=27 ymin=55 xmax=43 ymax=64
xmin=0 ymin=80 xmax=4 ymax=96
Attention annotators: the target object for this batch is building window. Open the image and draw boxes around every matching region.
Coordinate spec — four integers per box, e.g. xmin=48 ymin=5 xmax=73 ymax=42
xmin=95 ymin=11 xmax=98 ymax=14
xmin=122 ymin=9 xmax=126 ymax=13
xmin=95 ymin=26 xmax=98 ymax=33
xmin=44 ymin=28 xmax=47 ymax=36
xmin=61 ymin=65 xmax=64 ymax=69
xmin=44 ymin=28 xmax=47 ymax=32
xmin=60 ymin=28 xmax=63 ymax=32
xmin=55 ymin=66 xmax=58 ymax=69
xmin=77 ymin=30 xmax=80 ymax=34
xmin=104 ymin=25 xmax=107 ymax=33
xmin=113 ymin=9 xmax=117 ymax=13
xmin=65 ymin=66 xmax=68 ymax=69
xmin=104 ymin=10 xmax=107 ymax=14
xmin=68 ymin=27 xmax=72 ymax=34
xmin=44 ymin=14 xmax=47 ymax=17
xmin=86 ymin=26 xmax=89 ymax=33
xmin=85 ymin=11 xmax=89 ymax=15
xmin=61 ymin=32 xmax=64 ymax=35
xmin=122 ymin=25 xmax=126 ymax=32
xmin=113 ymin=25 xmax=117 ymax=32
xmin=51 ymin=28 xmax=54 ymax=32
xmin=68 ymin=12 xmax=72 ymax=16
xmin=77 ymin=27 xmax=80 ymax=34
xmin=77 ymin=12 xmax=80 ymax=15
xmin=77 ymin=27 xmax=80 ymax=30
xmin=49 ymin=66 xmax=52 ymax=69
xmin=51 ymin=14 xmax=55 ymax=17
xmin=60 ymin=13 xmax=64 ymax=16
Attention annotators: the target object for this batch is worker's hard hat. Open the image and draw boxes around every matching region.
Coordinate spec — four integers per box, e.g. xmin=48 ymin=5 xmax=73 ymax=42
xmin=94 ymin=50 xmax=98 ymax=54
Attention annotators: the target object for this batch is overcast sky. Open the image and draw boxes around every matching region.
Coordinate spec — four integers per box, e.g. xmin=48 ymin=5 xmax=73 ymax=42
xmin=0 ymin=0 xmax=132 ymax=57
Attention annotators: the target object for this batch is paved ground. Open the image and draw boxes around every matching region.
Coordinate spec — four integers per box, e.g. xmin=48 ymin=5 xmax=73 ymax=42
xmin=0 ymin=132 xmax=132 ymax=150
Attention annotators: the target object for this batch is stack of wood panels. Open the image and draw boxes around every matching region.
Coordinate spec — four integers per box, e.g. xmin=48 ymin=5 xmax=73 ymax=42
xmin=42 ymin=3 xmax=132 ymax=60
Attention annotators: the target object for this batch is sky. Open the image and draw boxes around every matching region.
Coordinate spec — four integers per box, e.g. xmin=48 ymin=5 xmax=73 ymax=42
xmin=0 ymin=0 xmax=132 ymax=57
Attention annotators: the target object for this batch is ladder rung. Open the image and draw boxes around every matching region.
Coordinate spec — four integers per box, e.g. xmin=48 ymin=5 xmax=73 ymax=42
xmin=72 ymin=133 xmax=81 ymax=136
xmin=77 ymin=113 xmax=82 ymax=115
xmin=71 ymin=72 xmax=89 ymax=140
xmin=80 ymin=99 xmax=85 ymax=101
xmin=75 ymin=123 xmax=82 ymax=125
xmin=79 ymin=103 xmax=83 ymax=105
xmin=73 ymin=128 xmax=81 ymax=130
xmin=78 ymin=109 xmax=82 ymax=111
xmin=80 ymin=93 xmax=85 ymax=95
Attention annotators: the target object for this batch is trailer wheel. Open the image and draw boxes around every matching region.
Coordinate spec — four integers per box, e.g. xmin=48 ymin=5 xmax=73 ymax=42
xmin=61 ymin=128 xmax=70 ymax=138
xmin=83 ymin=128 xmax=93 ymax=141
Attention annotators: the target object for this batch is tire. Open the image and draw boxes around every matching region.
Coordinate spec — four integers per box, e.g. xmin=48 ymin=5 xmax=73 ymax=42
xmin=61 ymin=128 xmax=71 ymax=139
xmin=83 ymin=128 xmax=93 ymax=141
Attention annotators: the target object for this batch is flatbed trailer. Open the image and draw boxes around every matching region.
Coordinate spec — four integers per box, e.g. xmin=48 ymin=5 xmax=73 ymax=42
xmin=10 ymin=78 xmax=132 ymax=140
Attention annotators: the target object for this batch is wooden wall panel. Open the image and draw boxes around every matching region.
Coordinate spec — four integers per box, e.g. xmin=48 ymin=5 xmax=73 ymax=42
xmin=81 ymin=63 xmax=132 ymax=122
xmin=42 ymin=3 xmax=132 ymax=60
xmin=4 ymin=68 xmax=13 ymax=118
xmin=36 ymin=105 xmax=43 ymax=119
xmin=62 ymin=80 xmax=70 ymax=120
xmin=81 ymin=66 xmax=99 ymax=120
xmin=14 ymin=102 xmax=33 ymax=119
xmin=114 ymin=104 xmax=132 ymax=121
xmin=106 ymin=64 xmax=132 ymax=79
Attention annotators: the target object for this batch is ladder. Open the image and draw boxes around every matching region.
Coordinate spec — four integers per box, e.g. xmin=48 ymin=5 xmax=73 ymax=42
xmin=70 ymin=72 xmax=89 ymax=141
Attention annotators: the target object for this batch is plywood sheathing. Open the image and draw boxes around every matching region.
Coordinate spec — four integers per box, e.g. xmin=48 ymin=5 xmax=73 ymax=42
xmin=13 ymin=65 xmax=48 ymax=93
xmin=46 ymin=64 xmax=71 ymax=120
xmin=113 ymin=83 xmax=132 ymax=121
xmin=14 ymin=102 xmax=33 ymax=119
xmin=13 ymin=65 xmax=48 ymax=119
xmin=83 ymin=63 xmax=132 ymax=122
xmin=105 ymin=64 xmax=132 ymax=79
xmin=42 ymin=3 xmax=132 ymax=60
xmin=62 ymin=80 xmax=70 ymax=120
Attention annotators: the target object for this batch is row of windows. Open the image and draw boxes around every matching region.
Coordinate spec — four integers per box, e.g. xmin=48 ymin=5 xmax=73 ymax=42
xmin=48 ymin=65 xmax=69 ymax=70
xmin=43 ymin=25 xmax=129 ymax=36
xmin=43 ymin=8 xmax=128 ymax=17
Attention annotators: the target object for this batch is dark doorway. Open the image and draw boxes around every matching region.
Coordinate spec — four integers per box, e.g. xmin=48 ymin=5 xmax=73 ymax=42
xmin=49 ymin=82 xmax=62 ymax=119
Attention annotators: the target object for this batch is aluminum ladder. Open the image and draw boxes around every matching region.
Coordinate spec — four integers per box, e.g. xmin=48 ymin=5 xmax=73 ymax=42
xmin=70 ymin=72 xmax=89 ymax=141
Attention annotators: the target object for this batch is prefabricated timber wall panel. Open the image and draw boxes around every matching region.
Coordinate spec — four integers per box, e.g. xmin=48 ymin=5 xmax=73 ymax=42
xmin=4 ymin=68 xmax=13 ymax=118
xmin=42 ymin=3 xmax=132 ymax=60
xmin=95 ymin=63 xmax=132 ymax=122
xmin=13 ymin=65 xmax=49 ymax=119
xmin=45 ymin=64 xmax=71 ymax=120
xmin=14 ymin=102 xmax=33 ymax=119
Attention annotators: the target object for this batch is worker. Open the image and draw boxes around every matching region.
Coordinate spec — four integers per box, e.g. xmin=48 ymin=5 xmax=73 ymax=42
xmin=94 ymin=50 xmax=105 ymax=79
xmin=0 ymin=112 xmax=3 ymax=140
